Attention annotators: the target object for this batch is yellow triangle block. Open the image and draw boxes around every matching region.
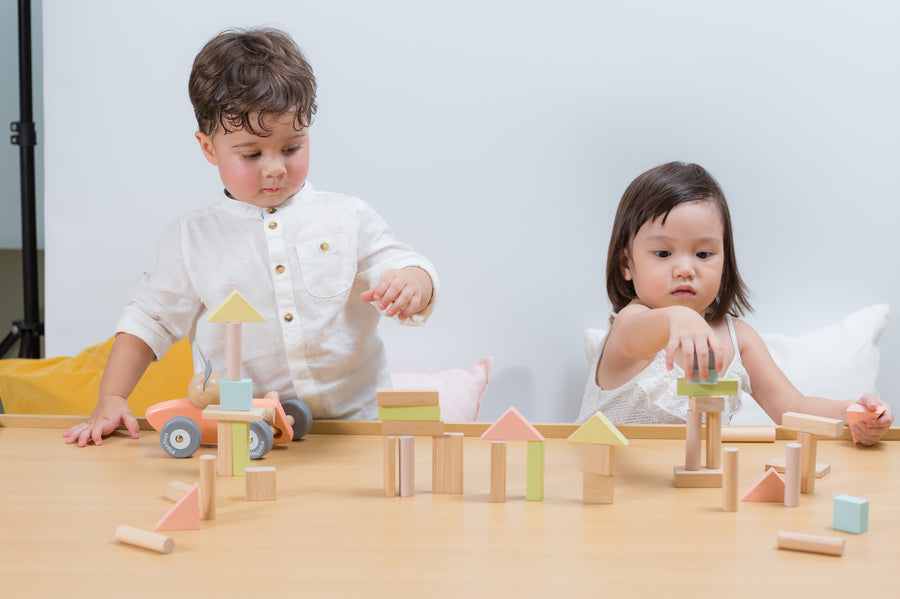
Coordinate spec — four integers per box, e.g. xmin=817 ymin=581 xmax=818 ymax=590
xmin=206 ymin=290 xmax=265 ymax=323
xmin=567 ymin=411 xmax=629 ymax=446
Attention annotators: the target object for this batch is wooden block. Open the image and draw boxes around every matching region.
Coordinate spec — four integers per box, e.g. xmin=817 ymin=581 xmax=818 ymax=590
xmin=442 ymin=432 xmax=464 ymax=494
xmin=381 ymin=420 xmax=445 ymax=436
xmin=202 ymin=405 xmax=267 ymax=423
xmin=583 ymin=473 xmax=615 ymax=504
xmin=232 ymin=421 xmax=249 ymax=477
xmin=217 ymin=420 xmax=233 ymax=476
xmin=116 ymin=525 xmax=174 ymax=554
xmin=199 ymin=454 xmax=216 ymax=519
xmin=245 ymin=466 xmax=276 ymax=501
xmin=706 ymin=413 xmax=722 ymax=469
xmin=833 ymin=494 xmax=869 ymax=534
xmin=206 ymin=289 xmax=265 ymax=322
xmin=376 ymin=388 xmax=440 ymax=407
xmin=165 ymin=481 xmax=193 ymax=502
xmin=481 ymin=406 xmax=543 ymax=442
xmin=155 ymin=482 xmax=200 ymax=531
xmin=722 ymin=447 xmax=739 ymax=512
xmin=383 ymin=436 xmax=398 ymax=497
xmin=581 ymin=444 xmax=614 ymax=475
xmin=677 ymin=378 xmax=738 ymax=397
xmin=399 ymin=436 xmax=415 ymax=497
xmin=432 ymin=434 xmax=445 ymax=494
xmin=567 ymin=411 xmax=629 ymax=446
xmin=721 ymin=426 xmax=775 ymax=443
xmin=673 ymin=466 xmax=723 ymax=488
xmin=226 ymin=321 xmax=242 ymax=381
xmin=489 ymin=441 xmax=507 ymax=503
xmin=689 ymin=396 xmax=725 ymax=412
xmin=777 ymin=531 xmax=844 ymax=557
xmin=799 ymin=432 xmax=817 ymax=494
xmin=526 ymin=440 xmax=545 ymax=501
xmin=378 ymin=405 xmax=441 ymax=422
xmin=781 ymin=412 xmax=843 ymax=437
xmin=765 ymin=456 xmax=830 ymax=478
xmin=740 ymin=467 xmax=785 ymax=502
xmin=219 ymin=378 xmax=253 ymax=411
xmin=685 ymin=410 xmax=702 ymax=471
xmin=784 ymin=442 xmax=801 ymax=508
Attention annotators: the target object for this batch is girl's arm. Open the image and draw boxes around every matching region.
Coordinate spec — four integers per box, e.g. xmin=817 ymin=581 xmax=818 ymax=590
xmin=735 ymin=319 xmax=893 ymax=445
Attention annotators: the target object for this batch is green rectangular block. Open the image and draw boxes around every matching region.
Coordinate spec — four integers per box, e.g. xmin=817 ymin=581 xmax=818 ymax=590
xmin=378 ymin=405 xmax=441 ymax=421
xmin=232 ymin=421 xmax=249 ymax=476
xmin=677 ymin=378 xmax=738 ymax=397
xmin=526 ymin=440 xmax=545 ymax=501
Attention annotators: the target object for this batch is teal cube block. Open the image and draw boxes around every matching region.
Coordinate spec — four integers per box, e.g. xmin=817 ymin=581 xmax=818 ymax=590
xmin=833 ymin=494 xmax=869 ymax=534
xmin=220 ymin=378 xmax=253 ymax=411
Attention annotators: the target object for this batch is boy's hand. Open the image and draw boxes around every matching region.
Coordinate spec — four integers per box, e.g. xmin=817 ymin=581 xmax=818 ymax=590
xmin=850 ymin=394 xmax=893 ymax=446
xmin=361 ymin=266 xmax=433 ymax=320
xmin=63 ymin=395 xmax=140 ymax=447
xmin=664 ymin=307 xmax=724 ymax=381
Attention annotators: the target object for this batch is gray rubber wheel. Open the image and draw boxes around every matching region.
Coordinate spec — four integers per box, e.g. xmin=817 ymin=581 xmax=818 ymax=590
xmin=248 ymin=420 xmax=274 ymax=459
xmin=159 ymin=416 xmax=201 ymax=458
xmin=281 ymin=399 xmax=313 ymax=440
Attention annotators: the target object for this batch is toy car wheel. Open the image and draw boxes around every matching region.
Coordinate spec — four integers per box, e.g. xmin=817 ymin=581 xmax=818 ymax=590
xmin=159 ymin=416 xmax=201 ymax=458
xmin=281 ymin=399 xmax=313 ymax=440
xmin=248 ymin=420 xmax=274 ymax=459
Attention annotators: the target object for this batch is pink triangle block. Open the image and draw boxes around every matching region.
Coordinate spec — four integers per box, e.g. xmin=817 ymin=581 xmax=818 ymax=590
xmin=481 ymin=406 xmax=544 ymax=441
xmin=741 ymin=467 xmax=785 ymax=502
xmin=155 ymin=482 xmax=200 ymax=531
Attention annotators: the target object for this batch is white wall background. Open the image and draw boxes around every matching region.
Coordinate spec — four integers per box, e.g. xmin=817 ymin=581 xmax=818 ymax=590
xmin=42 ymin=1 xmax=899 ymax=422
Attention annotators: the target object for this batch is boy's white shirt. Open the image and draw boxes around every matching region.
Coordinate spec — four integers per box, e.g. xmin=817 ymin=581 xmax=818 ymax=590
xmin=115 ymin=182 xmax=439 ymax=419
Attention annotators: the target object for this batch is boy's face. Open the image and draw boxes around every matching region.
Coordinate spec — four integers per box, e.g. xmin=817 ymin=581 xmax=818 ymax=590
xmin=195 ymin=113 xmax=310 ymax=208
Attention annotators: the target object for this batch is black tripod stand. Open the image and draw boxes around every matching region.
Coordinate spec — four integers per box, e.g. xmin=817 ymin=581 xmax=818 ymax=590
xmin=2 ymin=0 xmax=43 ymax=359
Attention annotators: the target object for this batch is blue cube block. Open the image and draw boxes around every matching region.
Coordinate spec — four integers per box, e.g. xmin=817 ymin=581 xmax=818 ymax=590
xmin=220 ymin=378 xmax=253 ymax=411
xmin=833 ymin=494 xmax=869 ymax=534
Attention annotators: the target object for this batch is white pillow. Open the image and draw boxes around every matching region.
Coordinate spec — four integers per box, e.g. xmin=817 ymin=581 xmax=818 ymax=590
xmin=391 ymin=357 xmax=493 ymax=422
xmin=584 ymin=304 xmax=889 ymax=425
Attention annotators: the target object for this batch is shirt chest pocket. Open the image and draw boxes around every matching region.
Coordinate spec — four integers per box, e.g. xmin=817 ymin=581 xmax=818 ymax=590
xmin=296 ymin=234 xmax=355 ymax=298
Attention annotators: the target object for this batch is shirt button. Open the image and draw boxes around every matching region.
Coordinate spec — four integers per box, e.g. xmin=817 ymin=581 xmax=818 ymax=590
xmin=320 ymin=242 xmax=330 ymax=252
xmin=275 ymin=264 xmax=285 ymax=273
xmin=267 ymin=208 xmax=277 ymax=214
xmin=268 ymin=221 xmax=278 ymax=230
xmin=284 ymin=313 xmax=294 ymax=322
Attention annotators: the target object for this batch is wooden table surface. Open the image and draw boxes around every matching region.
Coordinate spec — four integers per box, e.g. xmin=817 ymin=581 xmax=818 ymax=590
xmin=0 ymin=416 xmax=896 ymax=598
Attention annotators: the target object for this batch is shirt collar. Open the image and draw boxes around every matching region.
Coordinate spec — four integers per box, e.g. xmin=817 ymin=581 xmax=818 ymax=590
xmin=217 ymin=181 xmax=315 ymax=219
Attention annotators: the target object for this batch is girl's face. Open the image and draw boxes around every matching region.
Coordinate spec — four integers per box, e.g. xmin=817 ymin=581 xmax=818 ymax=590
xmin=622 ymin=200 xmax=724 ymax=315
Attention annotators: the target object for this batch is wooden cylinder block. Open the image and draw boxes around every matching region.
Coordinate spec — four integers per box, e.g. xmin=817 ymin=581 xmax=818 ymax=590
xmin=784 ymin=442 xmax=802 ymax=507
xmin=199 ymin=454 xmax=216 ymax=519
xmin=777 ymin=531 xmax=844 ymax=556
xmin=115 ymin=525 xmax=174 ymax=554
xmin=685 ymin=409 xmax=702 ymax=471
xmin=722 ymin=447 xmax=739 ymax=512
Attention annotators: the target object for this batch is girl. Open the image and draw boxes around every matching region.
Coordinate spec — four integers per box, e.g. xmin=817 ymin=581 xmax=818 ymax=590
xmin=577 ymin=162 xmax=892 ymax=445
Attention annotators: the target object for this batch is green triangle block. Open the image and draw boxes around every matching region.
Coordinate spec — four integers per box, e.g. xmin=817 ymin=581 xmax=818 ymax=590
xmin=207 ymin=290 xmax=265 ymax=323
xmin=567 ymin=411 xmax=629 ymax=446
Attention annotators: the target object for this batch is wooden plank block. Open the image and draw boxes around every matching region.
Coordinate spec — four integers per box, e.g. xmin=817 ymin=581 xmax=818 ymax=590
xmin=526 ymin=440 xmax=545 ymax=501
xmin=115 ymin=525 xmax=174 ymax=554
xmin=583 ymin=473 xmax=615 ymax=504
xmin=489 ymin=441 xmax=507 ymax=503
xmin=376 ymin=388 xmax=440 ymax=407
xmin=689 ymin=396 xmax=725 ymax=413
xmin=155 ymin=483 xmax=200 ymax=531
xmin=217 ymin=421 xmax=233 ymax=476
xmin=432 ymin=434 xmax=445 ymax=494
xmin=674 ymin=466 xmax=723 ymax=488
xmin=677 ymin=378 xmax=738 ymax=397
xmin=784 ymin=442 xmax=801 ymax=508
xmin=766 ymin=456 xmax=830 ymax=478
xmin=165 ymin=481 xmax=193 ymax=502
xmin=781 ymin=412 xmax=843 ymax=438
xmin=232 ymin=421 xmax=249 ymax=477
xmin=777 ymin=531 xmax=844 ymax=556
xmin=722 ymin=447 xmax=739 ymax=512
xmin=399 ymin=436 xmax=415 ymax=497
xmin=202 ymin=405 xmax=267 ymax=423
xmin=245 ymin=466 xmax=276 ymax=501
xmin=442 ymin=432 xmax=464 ymax=494
xmin=799 ymin=432 xmax=817 ymax=494
xmin=199 ymin=454 xmax=216 ymax=519
xmin=383 ymin=436 xmax=397 ymax=497
xmin=581 ymin=444 xmax=614 ymax=476
xmin=381 ymin=420 xmax=445 ymax=436
xmin=721 ymin=426 xmax=775 ymax=443
xmin=706 ymin=413 xmax=722 ymax=469
xmin=685 ymin=410 xmax=702 ymax=471
xmin=378 ymin=405 xmax=441 ymax=422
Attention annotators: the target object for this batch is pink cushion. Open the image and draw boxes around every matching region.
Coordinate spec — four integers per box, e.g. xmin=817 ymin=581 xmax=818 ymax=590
xmin=391 ymin=357 xmax=492 ymax=422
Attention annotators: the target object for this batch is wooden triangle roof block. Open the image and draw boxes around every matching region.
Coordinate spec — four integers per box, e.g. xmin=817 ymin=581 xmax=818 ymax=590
xmin=741 ymin=467 xmax=785 ymax=502
xmin=566 ymin=411 xmax=629 ymax=446
xmin=155 ymin=482 xmax=200 ymax=531
xmin=206 ymin=290 xmax=265 ymax=323
xmin=481 ymin=407 xmax=543 ymax=442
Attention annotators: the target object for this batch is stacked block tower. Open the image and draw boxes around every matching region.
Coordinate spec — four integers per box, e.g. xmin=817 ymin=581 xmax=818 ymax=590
xmin=567 ymin=410 xmax=629 ymax=504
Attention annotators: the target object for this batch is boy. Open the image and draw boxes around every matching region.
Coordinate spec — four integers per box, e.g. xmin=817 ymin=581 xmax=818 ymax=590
xmin=65 ymin=28 xmax=437 ymax=447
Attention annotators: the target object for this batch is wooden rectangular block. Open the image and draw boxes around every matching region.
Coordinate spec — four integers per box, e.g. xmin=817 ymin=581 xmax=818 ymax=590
xmin=378 ymin=405 xmax=441 ymax=422
xmin=489 ymin=441 xmax=507 ymax=503
xmin=217 ymin=420 xmax=233 ymax=476
xmin=245 ymin=466 xmax=276 ymax=501
xmin=526 ymin=440 xmax=545 ymax=501
xmin=442 ymin=432 xmax=464 ymax=494
xmin=580 ymin=444 xmax=614 ymax=476
xmin=384 ymin=436 xmax=398 ymax=497
xmin=202 ymin=405 xmax=267 ymax=423
xmin=583 ymin=473 xmax=615 ymax=504
xmin=781 ymin=412 xmax=843 ymax=438
xmin=399 ymin=436 xmax=415 ymax=497
xmin=722 ymin=426 xmax=776 ymax=443
xmin=706 ymin=413 xmax=722 ymax=469
xmin=232 ymin=421 xmax=249 ymax=477
xmin=689 ymin=396 xmax=725 ymax=412
xmin=677 ymin=378 xmax=738 ymax=397
xmin=674 ymin=466 xmax=723 ymax=488
xmin=381 ymin=420 xmax=444 ymax=436
xmin=376 ymin=388 xmax=440 ymax=407
xmin=432 ymin=434 xmax=445 ymax=494
xmin=799 ymin=432 xmax=817 ymax=494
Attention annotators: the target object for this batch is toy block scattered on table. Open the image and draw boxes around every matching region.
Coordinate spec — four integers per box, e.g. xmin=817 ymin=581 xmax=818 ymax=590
xmin=489 ymin=441 xmax=507 ymax=503
xmin=155 ymin=482 xmax=200 ymax=531
xmin=722 ymin=447 xmax=739 ymax=512
xmin=481 ymin=407 xmax=544 ymax=442
xmin=526 ymin=440 xmax=545 ymax=501
xmin=116 ymin=525 xmax=174 ymax=554
xmin=165 ymin=481 xmax=193 ymax=502
xmin=833 ymin=495 xmax=868 ymax=534
xmin=199 ymin=454 xmax=216 ymax=519
xmin=442 ymin=432 xmax=464 ymax=494
xmin=384 ymin=436 xmax=398 ymax=497
xmin=798 ymin=432 xmax=817 ymax=494
xmin=765 ymin=457 xmax=830 ymax=478
xmin=219 ymin=378 xmax=253 ymax=411
xmin=673 ymin=466 xmax=723 ymax=487
xmin=676 ymin=378 xmax=738 ymax=397
xmin=378 ymin=405 xmax=441 ymax=421
xmin=740 ymin=467 xmax=785 ymax=502
xmin=777 ymin=531 xmax=844 ymax=557
xmin=377 ymin=388 xmax=440 ymax=407
xmin=583 ymin=473 xmax=615 ymax=504
xmin=781 ymin=412 xmax=843 ymax=438
xmin=399 ymin=436 xmax=415 ymax=497
xmin=245 ymin=466 xmax=276 ymax=501
xmin=846 ymin=404 xmax=885 ymax=443
xmin=784 ymin=442 xmax=801 ymax=508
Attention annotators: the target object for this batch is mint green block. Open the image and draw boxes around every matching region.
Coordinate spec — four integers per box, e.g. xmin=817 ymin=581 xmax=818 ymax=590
xmin=220 ymin=378 xmax=253 ymax=410
xmin=833 ymin=494 xmax=868 ymax=534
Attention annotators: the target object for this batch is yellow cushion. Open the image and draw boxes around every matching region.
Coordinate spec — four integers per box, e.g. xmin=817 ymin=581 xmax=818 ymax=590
xmin=0 ymin=337 xmax=193 ymax=416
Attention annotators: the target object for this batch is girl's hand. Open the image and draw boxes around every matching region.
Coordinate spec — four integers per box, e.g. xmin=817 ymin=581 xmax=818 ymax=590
xmin=850 ymin=394 xmax=893 ymax=446
xmin=664 ymin=307 xmax=724 ymax=381
xmin=63 ymin=394 xmax=140 ymax=447
xmin=361 ymin=266 xmax=433 ymax=320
